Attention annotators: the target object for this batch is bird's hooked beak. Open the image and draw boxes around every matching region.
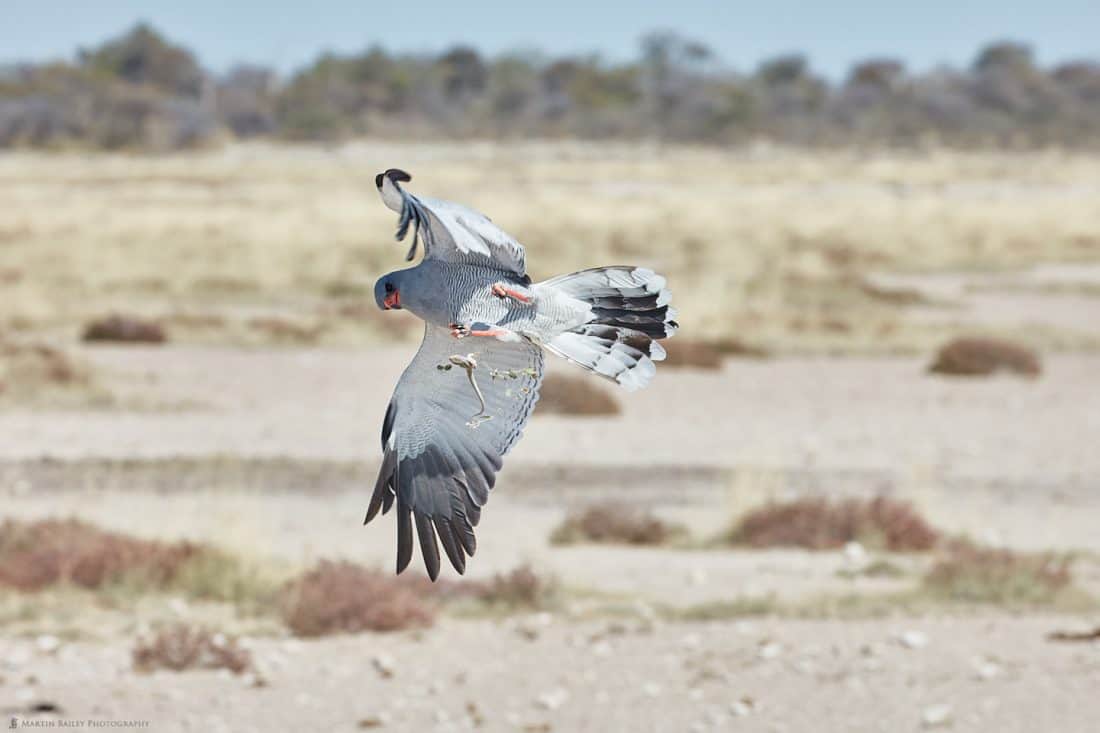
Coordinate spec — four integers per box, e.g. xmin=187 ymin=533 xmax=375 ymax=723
xmin=383 ymin=289 xmax=401 ymax=310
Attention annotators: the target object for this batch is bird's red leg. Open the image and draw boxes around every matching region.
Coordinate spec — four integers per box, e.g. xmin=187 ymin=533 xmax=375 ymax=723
xmin=452 ymin=321 xmax=520 ymax=341
xmin=469 ymin=326 xmax=509 ymax=338
xmin=491 ymin=283 xmax=532 ymax=304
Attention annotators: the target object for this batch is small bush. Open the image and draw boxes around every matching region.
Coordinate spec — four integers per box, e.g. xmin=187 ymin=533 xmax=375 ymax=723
xmin=0 ymin=518 xmax=203 ymax=592
xmin=727 ymin=497 xmax=940 ymax=552
xmin=279 ymin=560 xmax=437 ymax=636
xmin=0 ymin=341 xmax=99 ymax=401
xmin=246 ymin=316 xmax=323 ymax=344
xmin=133 ymin=624 xmax=252 ymax=674
xmin=82 ymin=314 xmax=166 ymax=344
xmin=922 ymin=540 xmax=1073 ymax=605
xmin=928 ymin=337 xmax=1040 ymax=378
xmin=465 ymin=564 xmax=555 ymax=610
xmin=662 ymin=339 xmax=723 ymax=369
xmin=535 ymin=374 xmax=621 ymax=416
xmin=551 ymin=501 xmax=687 ymax=546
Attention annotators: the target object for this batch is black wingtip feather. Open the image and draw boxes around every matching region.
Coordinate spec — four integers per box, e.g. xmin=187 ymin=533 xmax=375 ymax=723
xmin=385 ymin=168 xmax=411 ymax=183
xmin=434 ymin=518 xmax=466 ymax=575
xmin=415 ymin=513 xmax=441 ymax=581
xmin=376 ymin=169 xmax=412 ymax=189
xmin=396 ymin=500 xmax=413 ymax=575
xmin=458 ymin=519 xmax=477 ymax=555
xmin=364 ymin=450 xmax=397 ymax=525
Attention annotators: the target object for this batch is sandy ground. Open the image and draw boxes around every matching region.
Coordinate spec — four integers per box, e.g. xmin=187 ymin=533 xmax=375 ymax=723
xmin=2 ymin=344 xmax=1099 ymax=491
xmin=2 ymin=348 xmax=1100 ymax=731
xmin=4 ymin=616 xmax=1100 ymax=733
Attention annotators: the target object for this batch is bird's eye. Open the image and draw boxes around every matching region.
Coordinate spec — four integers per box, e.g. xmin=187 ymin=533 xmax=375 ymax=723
xmin=384 ymin=282 xmax=395 ymax=293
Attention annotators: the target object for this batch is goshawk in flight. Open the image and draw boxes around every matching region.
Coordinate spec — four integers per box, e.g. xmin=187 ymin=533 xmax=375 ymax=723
xmin=365 ymin=169 xmax=678 ymax=579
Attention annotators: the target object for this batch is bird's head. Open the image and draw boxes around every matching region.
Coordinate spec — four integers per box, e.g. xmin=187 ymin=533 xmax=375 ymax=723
xmin=374 ymin=272 xmax=403 ymax=311
xmin=375 ymin=168 xmax=412 ymax=212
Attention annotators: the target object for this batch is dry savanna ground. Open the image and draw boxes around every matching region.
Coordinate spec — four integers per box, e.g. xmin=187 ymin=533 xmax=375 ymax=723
xmin=1 ymin=143 xmax=1100 ymax=359
xmin=1 ymin=144 xmax=1099 ymax=732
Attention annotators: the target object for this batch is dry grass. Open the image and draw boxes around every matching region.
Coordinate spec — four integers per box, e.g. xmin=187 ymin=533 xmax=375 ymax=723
xmin=535 ymin=373 xmax=621 ymax=416
xmin=278 ymin=560 xmax=437 ymax=637
xmin=922 ymin=540 xmax=1075 ymax=605
xmin=551 ymin=501 xmax=688 ymax=546
xmin=82 ymin=314 xmax=166 ymax=344
xmin=133 ymin=624 xmax=253 ymax=674
xmin=1 ymin=144 xmax=1098 ymax=353
xmin=928 ymin=336 xmax=1042 ymax=378
xmin=727 ymin=497 xmax=940 ymax=552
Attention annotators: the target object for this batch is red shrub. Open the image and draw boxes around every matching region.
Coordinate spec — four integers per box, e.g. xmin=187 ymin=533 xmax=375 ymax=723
xmin=729 ymin=496 xmax=940 ymax=551
xmin=279 ymin=560 xmax=437 ymax=636
xmin=551 ymin=501 xmax=686 ymax=546
xmin=82 ymin=314 xmax=166 ymax=344
xmin=928 ymin=337 xmax=1040 ymax=378
xmin=0 ymin=518 xmax=203 ymax=591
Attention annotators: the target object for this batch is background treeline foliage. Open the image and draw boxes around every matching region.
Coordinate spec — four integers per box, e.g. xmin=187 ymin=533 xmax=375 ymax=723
xmin=1 ymin=24 xmax=1099 ymax=150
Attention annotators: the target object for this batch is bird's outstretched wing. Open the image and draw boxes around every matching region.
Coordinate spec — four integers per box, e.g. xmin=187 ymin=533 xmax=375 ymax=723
xmin=365 ymin=325 xmax=544 ymax=579
xmin=376 ymin=169 xmax=528 ymax=277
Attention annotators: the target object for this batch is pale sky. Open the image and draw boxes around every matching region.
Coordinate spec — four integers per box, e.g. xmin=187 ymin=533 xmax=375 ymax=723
xmin=3 ymin=0 xmax=1097 ymax=79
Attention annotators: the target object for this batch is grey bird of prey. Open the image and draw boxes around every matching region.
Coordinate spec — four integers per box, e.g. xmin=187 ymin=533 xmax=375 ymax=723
xmin=365 ymin=169 xmax=678 ymax=580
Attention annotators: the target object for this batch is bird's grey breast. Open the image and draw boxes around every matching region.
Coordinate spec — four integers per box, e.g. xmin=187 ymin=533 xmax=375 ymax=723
xmin=407 ymin=261 xmax=514 ymax=327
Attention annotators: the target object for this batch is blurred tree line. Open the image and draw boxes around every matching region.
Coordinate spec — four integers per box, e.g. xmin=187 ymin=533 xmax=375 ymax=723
xmin=1 ymin=23 xmax=1098 ymax=150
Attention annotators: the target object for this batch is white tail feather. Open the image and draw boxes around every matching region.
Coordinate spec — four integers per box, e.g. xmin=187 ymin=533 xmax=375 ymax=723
xmin=541 ymin=265 xmax=677 ymax=391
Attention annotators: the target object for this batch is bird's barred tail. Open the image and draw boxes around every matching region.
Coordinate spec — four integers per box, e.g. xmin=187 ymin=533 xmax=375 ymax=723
xmin=542 ymin=266 xmax=678 ymax=391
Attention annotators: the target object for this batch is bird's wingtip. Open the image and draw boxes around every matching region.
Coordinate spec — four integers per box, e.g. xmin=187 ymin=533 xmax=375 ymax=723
xmin=376 ymin=168 xmax=412 ymax=189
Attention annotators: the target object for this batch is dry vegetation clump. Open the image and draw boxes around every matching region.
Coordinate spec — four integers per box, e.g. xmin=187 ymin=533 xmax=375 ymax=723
xmin=278 ymin=560 xmax=437 ymax=637
xmin=535 ymin=374 xmax=621 ymax=416
xmin=165 ymin=548 xmax=282 ymax=608
xmin=727 ymin=497 xmax=940 ymax=552
xmin=246 ymin=316 xmax=324 ymax=345
xmin=663 ymin=335 xmax=771 ymax=365
xmin=0 ymin=341 xmax=103 ymax=405
xmin=922 ymin=540 xmax=1075 ymax=605
xmin=82 ymin=314 xmax=167 ymax=344
xmin=0 ymin=518 xmax=203 ymax=592
xmin=462 ymin=564 xmax=556 ymax=610
xmin=713 ymin=338 xmax=770 ymax=359
xmin=550 ymin=501 xmax=688 ymax=546
xmin=661 ymin=339 xmax=723 ymax=369
xmin=133 ymin=624 xmax=253 ymax=674
xmin=928 ymin=337 xmax=1041 ymax=378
